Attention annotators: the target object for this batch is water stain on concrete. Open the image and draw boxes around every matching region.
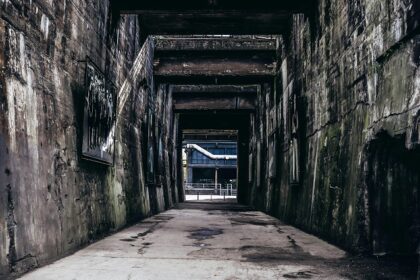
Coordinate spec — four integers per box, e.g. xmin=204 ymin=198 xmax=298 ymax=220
xmin=239 ymin=245 xmax=319 ymax=263
xmin=229 ymin=216 xmax=280 ymax=226
xmin=136 ymin=228 xmax=155 ymax=238
xmin=121 ymin=224 xmax=158 ymax=242
xmin=238 ymin=213 xmax=261 ymax=217
xmin=283 ymin=270 xmax=317 ymax=279
xmin=187 ymin=247 xmax=238 ymax=258
xmin=187 ymin=227 xmax=224 ymax=241
xmin=120 ymin=238 xmax=136 ymax=242
xmin=137 ymin=242 xmax=153 ymax=255
xmin=149 ymin=215 xmax=174 ymax=222
xmin=286 ymin=235 xmax=304 ymax=253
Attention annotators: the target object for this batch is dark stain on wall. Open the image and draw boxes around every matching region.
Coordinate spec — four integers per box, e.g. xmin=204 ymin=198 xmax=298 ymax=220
xmin=0 ymin=1 xmax=178 ymax=278
xmin=248 ymin=0 xmax=420 ymax=259
xmin=365 ymin=131 xmax=420 ymax=256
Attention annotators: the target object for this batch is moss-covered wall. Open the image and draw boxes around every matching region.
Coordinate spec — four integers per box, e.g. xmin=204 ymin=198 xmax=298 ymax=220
xmin=251 ymin=0 xmax=420 ymax=255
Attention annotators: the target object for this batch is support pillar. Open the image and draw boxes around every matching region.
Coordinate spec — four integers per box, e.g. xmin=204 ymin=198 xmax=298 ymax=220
xmin=215 ymin=167 xmax=219 ymax=194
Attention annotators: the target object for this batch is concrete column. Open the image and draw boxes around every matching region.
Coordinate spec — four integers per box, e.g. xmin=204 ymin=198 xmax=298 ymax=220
xmin=215 ymin=168 xmax=219 ymax=193
xmin=185 ymin=149 xmax=193 ymax=184
xmin=188 ymin=167 xmax=193 ymax=183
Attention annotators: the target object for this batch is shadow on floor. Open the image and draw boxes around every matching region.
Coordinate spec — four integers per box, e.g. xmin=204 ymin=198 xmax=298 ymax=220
xmin=175 ymin=199 xmax=253 ymax=211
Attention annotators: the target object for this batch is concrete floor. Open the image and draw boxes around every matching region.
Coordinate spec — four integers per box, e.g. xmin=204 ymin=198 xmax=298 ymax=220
xmin=19 ymin=201 xmax=417 ymax=280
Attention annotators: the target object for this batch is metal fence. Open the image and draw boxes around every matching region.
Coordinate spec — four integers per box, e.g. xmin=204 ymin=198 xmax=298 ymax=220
xmin=190 ymin=158 xmax=237 ymax=166
xmin=184 ymin=183 xmax=237 ymax=196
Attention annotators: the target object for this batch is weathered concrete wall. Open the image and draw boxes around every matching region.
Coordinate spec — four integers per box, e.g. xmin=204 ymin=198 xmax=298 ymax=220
xmin=251 ymin=0 xmax=420 ymax=256
xmin=0 ymin=1 xmax=178 ymax=278
xmin=0 ymin=0 xmax=418 ymax=277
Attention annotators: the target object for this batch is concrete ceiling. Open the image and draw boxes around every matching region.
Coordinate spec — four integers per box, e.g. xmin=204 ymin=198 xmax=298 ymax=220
xmin=153 ymin=36 xmax=278 ymax=83
xmin=113 ymin=0 xmax=313 ymax=35
xmin=172 ymin=85 xmax=259 ymax=111
xmin=154 ymin=37 xmax=272 ymax=111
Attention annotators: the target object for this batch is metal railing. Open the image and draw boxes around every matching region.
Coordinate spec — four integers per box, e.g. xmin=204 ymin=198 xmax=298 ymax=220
xmin=185 ymin=183 xmax=221 ymax=191
xmin=184 ymin=183 xmax=237 ymax=196
xmin=216 ymin=184 xmax=236 ymax=196
xmin=190 ymin=158 xmax=237 ymax=166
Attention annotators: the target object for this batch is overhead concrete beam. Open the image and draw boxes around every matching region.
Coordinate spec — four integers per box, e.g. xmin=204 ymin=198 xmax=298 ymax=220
xmin=138 ymin=12 xmax=290 ymax=35
xmin=173 ymin=95 xmax=256 ymax=111
xmin=154 ymin=37 xmax=278 ymax=52
xmin=113 ymin=0 xmax=314 ymax=35
xmin=171 ymin=85 xmax=260 ymax=94
xmin=115 ymin=0 xmax=312 ymax=13
xmin=156 ymin=75 xmax=274 ymax=84
xmin=154 ymin=57 xmax=276 ymax=77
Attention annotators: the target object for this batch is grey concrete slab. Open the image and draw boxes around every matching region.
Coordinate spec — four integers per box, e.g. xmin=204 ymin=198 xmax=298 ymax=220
xmin=18 ymin=202 xmax=414 ymax=280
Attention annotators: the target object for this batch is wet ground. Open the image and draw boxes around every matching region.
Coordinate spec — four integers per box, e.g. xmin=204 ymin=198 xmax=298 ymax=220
xmin=19 ymin=200 xmax=418 ymax=279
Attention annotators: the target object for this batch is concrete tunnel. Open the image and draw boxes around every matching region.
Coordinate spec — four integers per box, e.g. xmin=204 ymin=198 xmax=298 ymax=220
xmin=0 ymin=0 xmax=419 ymax=279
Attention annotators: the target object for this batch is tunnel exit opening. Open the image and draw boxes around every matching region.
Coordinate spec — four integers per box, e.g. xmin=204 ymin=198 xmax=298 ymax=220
xmin=182 ymin=130 xmax=238 ymax=202
xmin=177 ymin=112 xmax=252 ymax=205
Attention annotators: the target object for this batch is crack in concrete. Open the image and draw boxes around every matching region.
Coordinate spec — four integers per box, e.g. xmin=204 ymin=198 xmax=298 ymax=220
xmin=368 ymin=104 xmax=420 ymax=129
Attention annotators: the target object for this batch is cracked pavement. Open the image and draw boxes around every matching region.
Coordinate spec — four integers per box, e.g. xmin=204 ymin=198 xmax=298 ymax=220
xmin=18 ymin=201 xmax=417 ymax=280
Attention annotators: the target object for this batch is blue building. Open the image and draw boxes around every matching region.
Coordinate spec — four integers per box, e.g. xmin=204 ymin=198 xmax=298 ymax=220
xmin=183 ymin=140 xmax=237 ymax=190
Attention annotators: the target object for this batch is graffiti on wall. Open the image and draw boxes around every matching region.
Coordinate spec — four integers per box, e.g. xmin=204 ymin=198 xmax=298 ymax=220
xmin=82 ymin=60 xmax=117 ymax=165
